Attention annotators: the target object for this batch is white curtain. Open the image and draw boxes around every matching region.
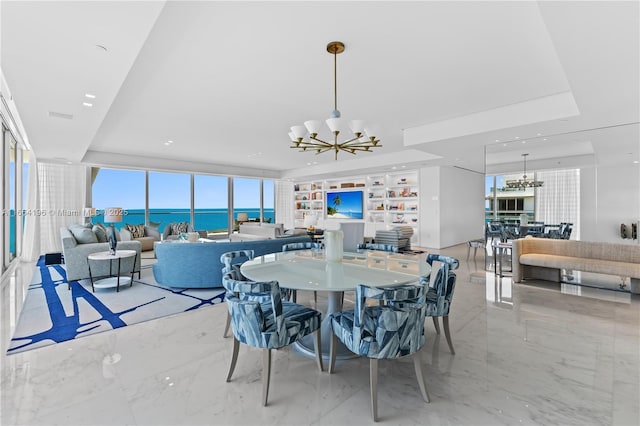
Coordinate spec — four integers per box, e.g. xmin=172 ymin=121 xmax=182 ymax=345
xmin=22 ymin=161 xmax=88 ymax=261
xmin=275 ymin=180 xmax=294 ymax=229
xmin=534 ymin=169 xmax=580 ymax=239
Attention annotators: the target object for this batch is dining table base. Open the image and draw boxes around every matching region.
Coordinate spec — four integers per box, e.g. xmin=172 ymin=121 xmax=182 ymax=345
xmin=293 ymin=290 xmax=357 ymax=360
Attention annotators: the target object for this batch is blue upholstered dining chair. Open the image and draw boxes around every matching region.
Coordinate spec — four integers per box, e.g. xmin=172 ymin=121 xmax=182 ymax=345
xmin=282 ymin=242 xmax=323 ymax=304
xmin=222 ymin=270 xmax=323 ymax=406
xmin=328 ymin=281 xmax=430 ymax=422
xmin=423 ymin=254 xmax=460 ymax=355
xmin=220 ymin=250 xmax=255 ymax=338
xmin=356 ymin=243 xmax=399 ymax=253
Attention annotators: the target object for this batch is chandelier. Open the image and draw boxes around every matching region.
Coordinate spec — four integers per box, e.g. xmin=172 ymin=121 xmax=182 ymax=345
xmin=506 ymin=153 xmax=544 ymax=189
xmin=288 ymin=41 xmax=381 ymax=160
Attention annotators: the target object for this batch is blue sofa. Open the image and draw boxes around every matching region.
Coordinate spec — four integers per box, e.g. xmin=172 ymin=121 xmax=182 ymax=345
xmin=152 ymin=235 xmax=312 ymax=288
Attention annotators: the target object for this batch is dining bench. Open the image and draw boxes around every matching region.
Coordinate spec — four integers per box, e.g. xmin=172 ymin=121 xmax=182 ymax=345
xmin=512 ymin=237 xmax=640 ymax=294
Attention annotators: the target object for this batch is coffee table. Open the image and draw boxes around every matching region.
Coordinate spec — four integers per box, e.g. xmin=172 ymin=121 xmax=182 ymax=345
xmin=87 ymin=250 xmax=138 ymax=292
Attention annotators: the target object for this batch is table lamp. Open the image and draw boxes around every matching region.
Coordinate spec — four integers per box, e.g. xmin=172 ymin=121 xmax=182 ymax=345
xmin=104 ymin=207 xmax=123 ymax=255
xmin=237 ymin=212 xmax=248 ymax=223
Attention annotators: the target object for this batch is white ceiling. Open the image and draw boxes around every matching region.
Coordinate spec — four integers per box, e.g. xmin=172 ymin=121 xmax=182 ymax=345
xmin=1 ymin=1 xmax=638 ymax=180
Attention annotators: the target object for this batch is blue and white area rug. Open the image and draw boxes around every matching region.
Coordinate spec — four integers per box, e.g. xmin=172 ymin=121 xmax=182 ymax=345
xmin=7 ymin=257 xmax=225 ymax=355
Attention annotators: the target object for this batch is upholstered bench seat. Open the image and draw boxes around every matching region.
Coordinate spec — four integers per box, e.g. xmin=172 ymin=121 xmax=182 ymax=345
xmin=513 ymin=238 xmax=640 ymax=293
xmin=520 ymin=254 xmax=640 ymax=277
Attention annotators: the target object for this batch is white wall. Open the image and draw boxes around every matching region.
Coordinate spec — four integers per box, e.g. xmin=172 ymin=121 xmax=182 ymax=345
xmin=419 ymin=166 xmax=485 ymax=249
xmin=581 ymin=164 xmax=640 ymax=244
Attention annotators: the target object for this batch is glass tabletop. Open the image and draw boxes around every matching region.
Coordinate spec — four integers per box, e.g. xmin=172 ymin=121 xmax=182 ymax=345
xmin=241 ymin=250 xmax=430 ymax=292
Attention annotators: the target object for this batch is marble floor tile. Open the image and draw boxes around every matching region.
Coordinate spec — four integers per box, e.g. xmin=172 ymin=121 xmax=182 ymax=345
xmin=2 ymin=243 xmax=639 ymax=425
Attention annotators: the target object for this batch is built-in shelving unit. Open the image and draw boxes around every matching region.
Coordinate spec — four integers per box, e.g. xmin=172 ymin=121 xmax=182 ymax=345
xmin=293 ymin=181 xmax=324 ymax=223
xmin=293 ymin=170 xmax=420 ymax=244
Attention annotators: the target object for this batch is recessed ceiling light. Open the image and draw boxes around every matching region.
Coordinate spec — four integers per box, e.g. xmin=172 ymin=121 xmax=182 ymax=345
xmin=634 ymin=160 xmax=639 ymax=164
xmin=401 ymin=165 xmax=407 ymax=168
xmin=164 ymin=142 xmax=172 ymax=146
xmin=543 ymin=138 xmax=548 ymax=141
xmin=391 ymin=166 xmax=397 ymax=170
xmin=82 ymin=102 xmax=93 ymax=107
xmin=537 ymin=133 xmax=542 ymax=136
xmin=514 ymin=136 xmax=520 ymax=139
xmin=85 ymin=93 xmax=96 ymax=99
xmin=522 ymin=141 xmax=526 ymax=144
xmin=495 ymin=139 xmax=500 ymax=142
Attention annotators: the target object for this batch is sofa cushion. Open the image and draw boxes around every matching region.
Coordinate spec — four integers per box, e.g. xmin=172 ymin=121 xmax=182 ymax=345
xmin=92 ymin=225 xmax=108 ymax=243
xmin=126 ymin=223 xmax=146 ymax=238
xmin=170 ymin=221 xmax=190 ymax=235
xmin=69 ymin=225 xmax=98 ymax=244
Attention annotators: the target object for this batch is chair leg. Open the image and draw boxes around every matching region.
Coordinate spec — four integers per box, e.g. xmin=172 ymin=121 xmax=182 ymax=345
xmin=226 ymin=337 xmax=240 ymax=382
xmin=262 ymin=349 xmax=272 ymax=407
xmin=223 ymin=312 xmax=231 ymax=338
xmin=442 ymin=315 xmax=455 ymax=355
xmin=292 ymin=290 xmax=297 ymax=303
xmin=432 ymin=316 xmax=441 ymax=334
xmin=412 ymin=353 xmax=430 ymax=403
xmin=329 ymin=333 xmax=337 ymax=374
xmin=313 ymin=329 xmax=323 ymax=372
xmin=370 ymin=358 xmax=379 ymax=422
xmin=313 ymin=291 xmax=317 ymax=306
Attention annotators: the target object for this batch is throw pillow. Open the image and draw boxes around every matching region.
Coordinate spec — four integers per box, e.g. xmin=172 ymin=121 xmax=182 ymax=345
xmin=126 ymin=223 xmax=146 ymax=239
xmin=92 ymin=225 xmax=108 ymax=243
xmin=170 ymin=221 xmax=189 ymax=235
xmin=69 ymin=225 xmax=98 ymax=244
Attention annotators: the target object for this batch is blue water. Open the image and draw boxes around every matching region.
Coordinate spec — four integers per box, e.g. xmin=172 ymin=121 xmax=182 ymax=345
xmin=7 ymin=208 xmax=275 ymax=250
xmin=117 ymin=208 xmax=274 ymax=232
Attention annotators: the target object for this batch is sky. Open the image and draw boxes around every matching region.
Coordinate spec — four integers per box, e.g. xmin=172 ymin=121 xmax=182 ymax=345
xmin=92 ymin=168 xmax=274 ymax=209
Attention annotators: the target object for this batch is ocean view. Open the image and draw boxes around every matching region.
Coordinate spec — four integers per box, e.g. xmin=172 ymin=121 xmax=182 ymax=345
xmin=119 ymin=208 xmax=275 ymax=232
xmin=7 ymin=208 xmax=275 ymax=251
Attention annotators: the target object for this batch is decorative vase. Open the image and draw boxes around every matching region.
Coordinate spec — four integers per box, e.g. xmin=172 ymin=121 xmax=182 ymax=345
xmin=324 ymin=230 xmax=343 ymax=262
xmin=107 ymin=224 xmax=118 ymax=255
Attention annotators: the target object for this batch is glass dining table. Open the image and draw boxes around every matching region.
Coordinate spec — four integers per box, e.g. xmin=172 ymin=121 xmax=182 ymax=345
xmin=240 ymin=249 xmax=431 ymax=359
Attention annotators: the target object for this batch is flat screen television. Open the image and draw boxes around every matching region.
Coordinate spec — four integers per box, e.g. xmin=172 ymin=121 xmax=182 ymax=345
xmin=326 ymin=190 xmax=363 ymax=219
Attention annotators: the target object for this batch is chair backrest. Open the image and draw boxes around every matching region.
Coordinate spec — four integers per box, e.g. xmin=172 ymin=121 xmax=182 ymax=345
xmin=339 ymin=222 xmax=365 ymax=252
xmin=423 ymin=254 xmax=459 ymax=316
xmin=348 ymin=281 xmax=428 ymax=358
xmin=282 ymin=242 xmax=322 ymax=252
xmin=222 ymin=271 xmax=289 ymax=348
xmin=356 ymin=243 xmax=399 ymax=253
xmin=220 ymin=250 xmax=255 ymax=276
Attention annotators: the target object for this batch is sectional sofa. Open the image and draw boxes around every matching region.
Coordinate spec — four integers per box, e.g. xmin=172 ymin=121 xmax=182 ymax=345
xmin=60 ymin=226 xmax=142 ymax=282
xmin=152 ymin=235 xmax=312 ymax=288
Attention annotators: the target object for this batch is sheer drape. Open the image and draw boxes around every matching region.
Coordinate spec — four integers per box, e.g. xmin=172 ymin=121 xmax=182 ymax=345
xmin=22 ymin=161 xmax=88 ymax=261
xmin=275 ymin=180 xmax=294 ymax=229
xmin=534 ymin=169 xmax=580 ymax=239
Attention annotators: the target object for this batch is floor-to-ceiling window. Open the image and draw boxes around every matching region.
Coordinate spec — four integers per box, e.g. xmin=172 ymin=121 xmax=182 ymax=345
xmin=92 ymin=168 xmax=146 ymax=229
xmin=485 ymin=174 xmax=535 ymax=222
xmin=194 ymin=175 xmax=228 ymax=235
xmin=8 ymin=141 xmax=16 ymax=258
xmin=263 ymin=179 xmax=275 ymax=223
xmin=148 ymin=171 xmax=190 ymax=232
xmin=233 ymin=177 xmax=261 ymax=223
xmin=92 ymin=169 xmax=277 ymax=236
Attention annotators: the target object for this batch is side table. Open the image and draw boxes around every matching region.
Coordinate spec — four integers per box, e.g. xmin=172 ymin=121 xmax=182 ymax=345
xmin=87 ymin=250 xmax=138 ymax=292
